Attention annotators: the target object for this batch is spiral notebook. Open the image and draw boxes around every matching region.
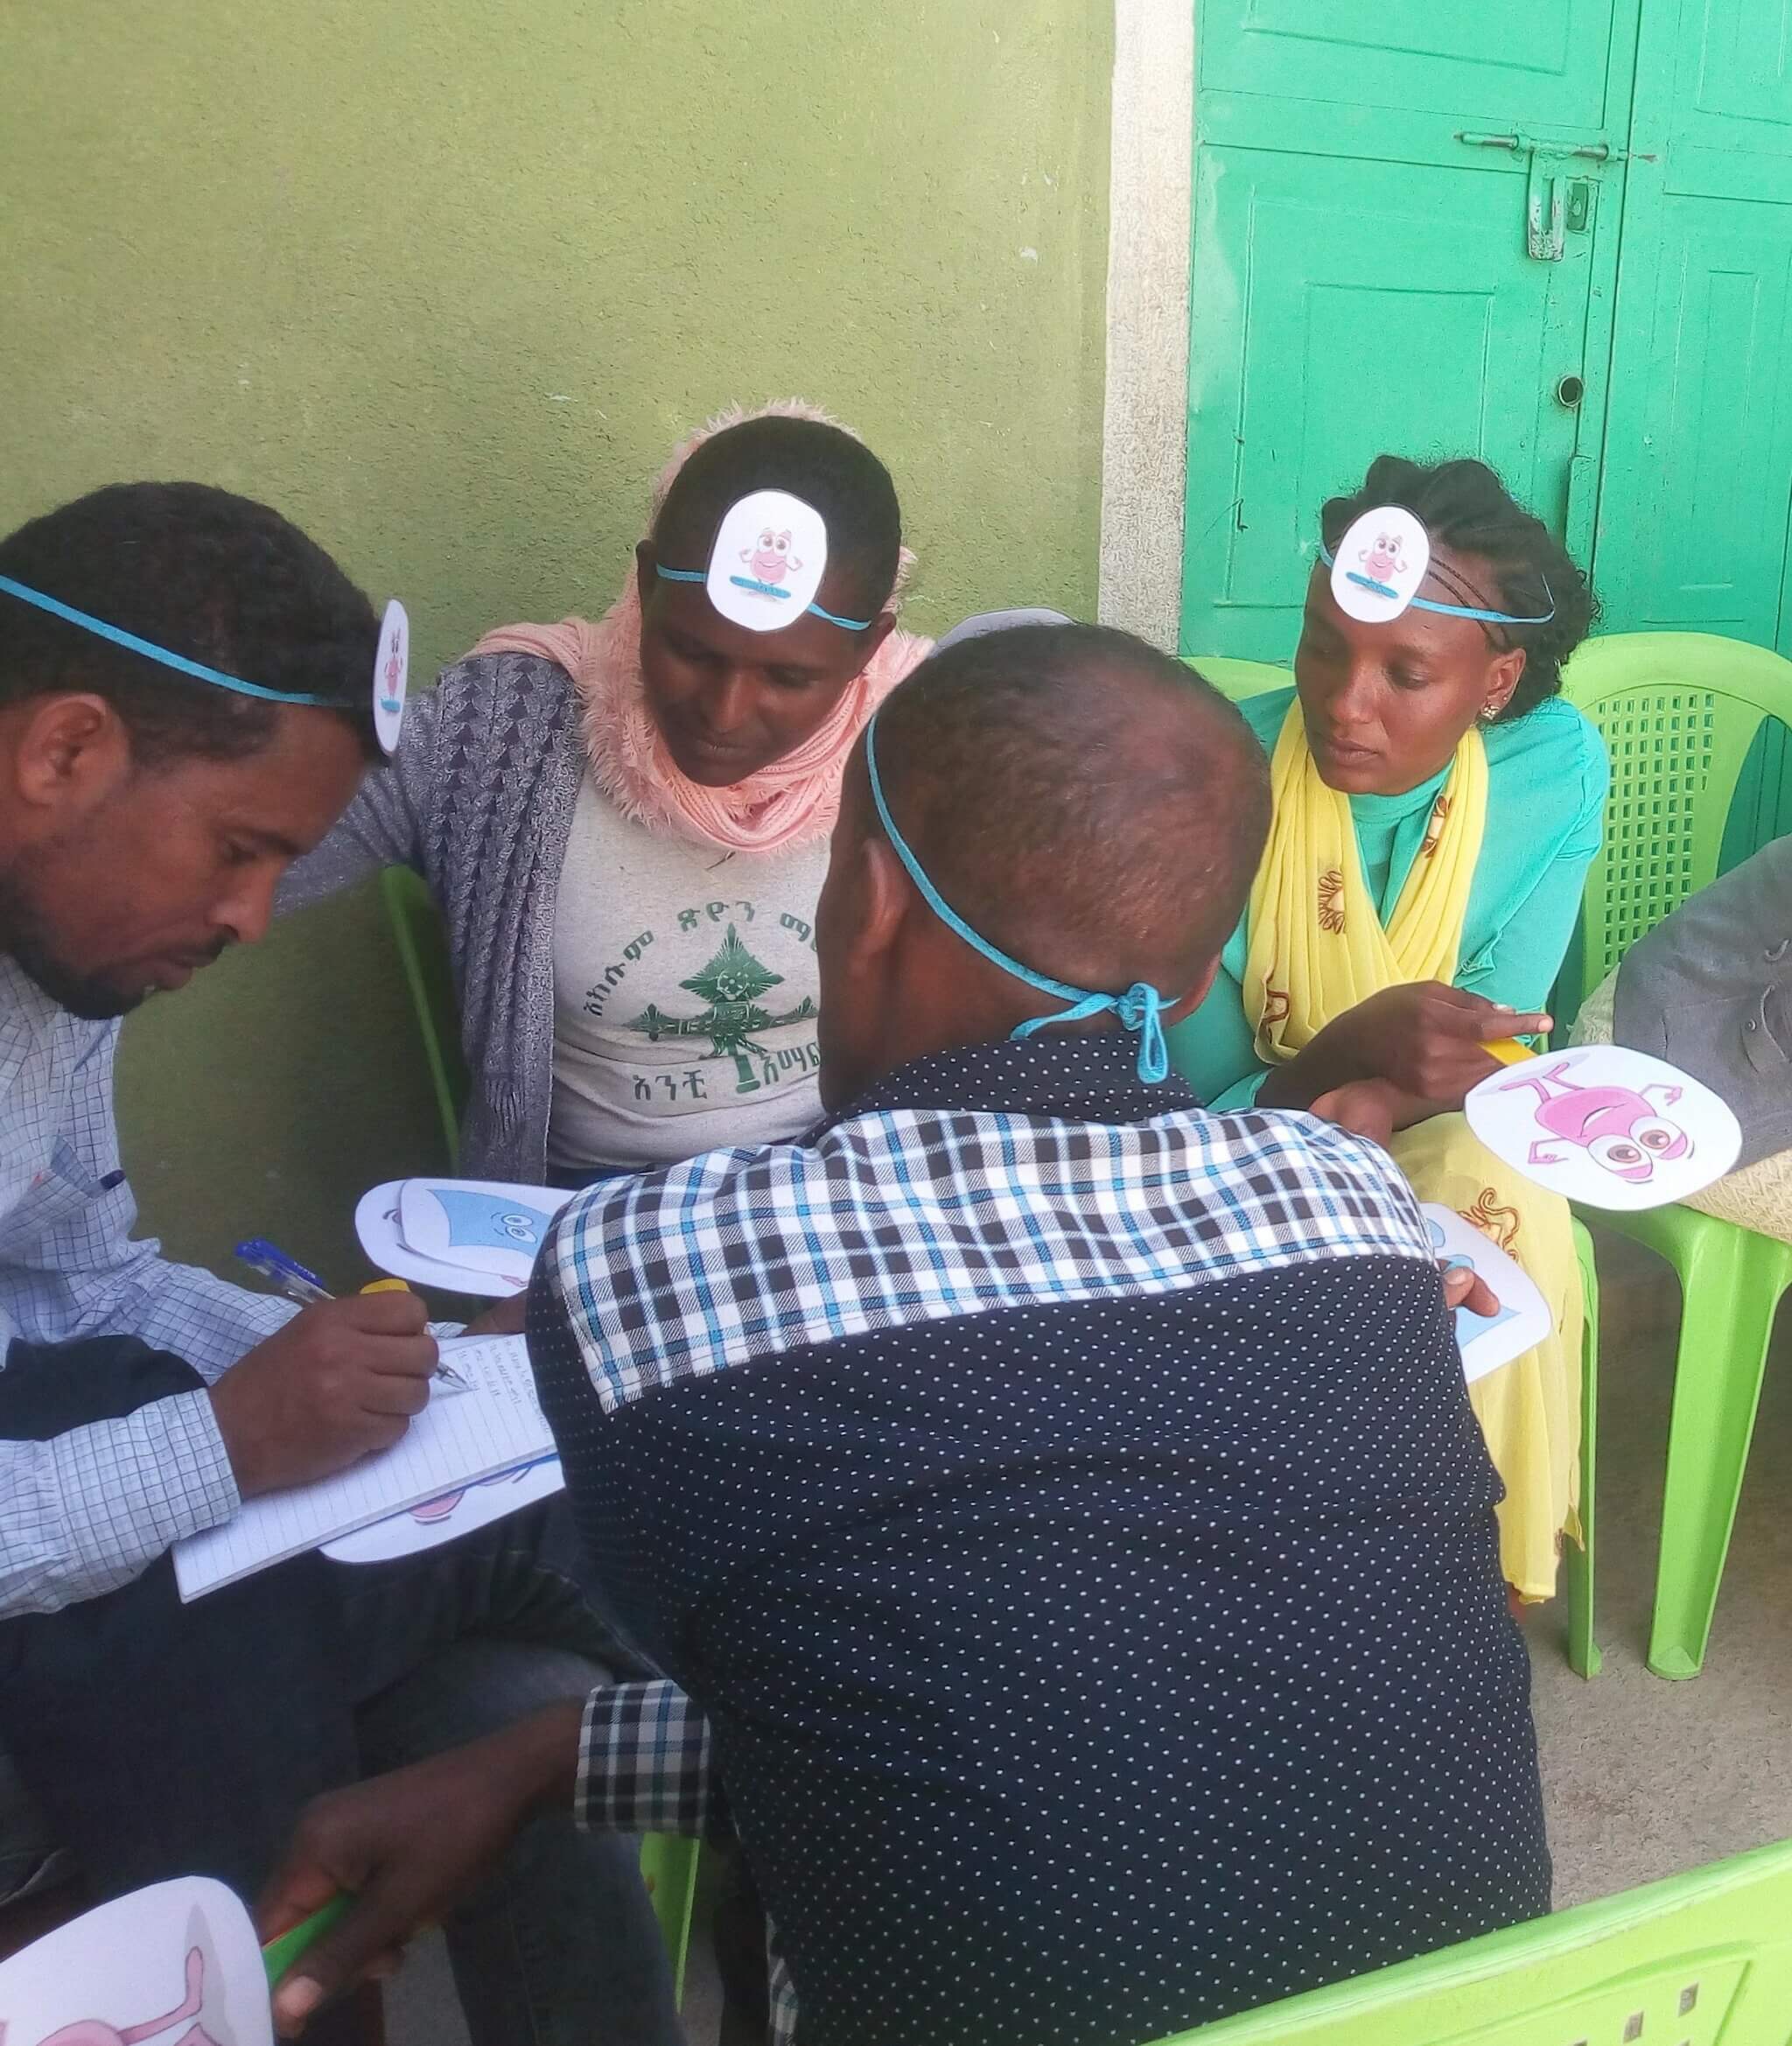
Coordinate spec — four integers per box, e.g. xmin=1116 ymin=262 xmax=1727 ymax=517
xmin=172 ymin=1335 xmax=556 ymax=1601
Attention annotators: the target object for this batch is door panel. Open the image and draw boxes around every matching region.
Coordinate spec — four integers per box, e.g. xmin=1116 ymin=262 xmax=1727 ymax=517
xmin=1202 ymin=2 xmax=1625 ymax=131
xmin=1592 ymin=0 xmax=1792 ymax=648
xmin=1180 ymin=2 xmax=1632 ymax=662
xmin=1594 ymin=209 xmax=1792 ymax=636
xmin=1182 ymin=148 xmax=1592 ymax=657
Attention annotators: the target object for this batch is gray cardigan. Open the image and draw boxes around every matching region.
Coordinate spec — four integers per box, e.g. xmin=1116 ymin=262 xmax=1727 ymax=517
xmin=1613 ymin=835 xmax=1792 ymax=1171
xmin=282 ymin=653 xmax=587 ymax=1182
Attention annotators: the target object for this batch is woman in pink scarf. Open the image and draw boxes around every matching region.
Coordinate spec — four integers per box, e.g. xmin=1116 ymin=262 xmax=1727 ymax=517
xmin=283 ymin=402 xmax=930 ymax=1189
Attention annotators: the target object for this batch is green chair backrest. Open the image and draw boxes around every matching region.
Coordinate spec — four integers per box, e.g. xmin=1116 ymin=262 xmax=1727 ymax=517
xmin=637 ymin=1831 xmax=700 ymax=2003
xmin=1184 ymin=655 xmax=1292 ymax=705
xmin=1148 ymin=1835 xmax=1792 ymax=2045
xmin=1557 ymin=632 xmax=1792 ymax=1020
xmin=379 ymin=864 xmax=470 ymax=1167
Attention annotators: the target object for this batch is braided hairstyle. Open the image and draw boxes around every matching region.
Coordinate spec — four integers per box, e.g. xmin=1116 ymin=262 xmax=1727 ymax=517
xmin=1321 ymin=455 xmax=1598 ymax=720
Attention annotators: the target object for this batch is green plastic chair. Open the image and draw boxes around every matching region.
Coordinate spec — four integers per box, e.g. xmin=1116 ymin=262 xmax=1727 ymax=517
xmin=380 ymin=865 xmax=470 ymax=1167
xmin=637 ymin=1830 xmax=701 ymax=2002
xmin=1558 ymin=633 xmax=1792 ymax=1678
xmin=378 ymin=863 xmax=702 ymax=1994
xmin=1185 ymin=657 xmax=1601 ymax=1676
xmin=1186 ymin=655 xmax=1292 ymax=705
xmin=1144 ymin=1834 xmax=1792 ymax=2045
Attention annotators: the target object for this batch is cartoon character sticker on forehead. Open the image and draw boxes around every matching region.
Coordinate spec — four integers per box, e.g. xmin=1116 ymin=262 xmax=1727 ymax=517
xmin=1330 ymin=505 xmax=1432 ymax=625
xmin=706 ymin=489 xmax=830 ymax=634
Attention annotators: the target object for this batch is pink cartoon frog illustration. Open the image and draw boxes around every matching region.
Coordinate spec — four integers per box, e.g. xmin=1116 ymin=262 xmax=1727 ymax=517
xmin=12 ymin=1945 xmax=220 ymax=2046
xmin=741 ymin=527 xmax=801 ymax=589
xmin=1358 ymin=530 xmax=1407 ymax=588
xmin=406 ymin=1452 xmax=556 ymax=1526
xmin=378 ymin=632 xmax=404 ymax=717
xmin=1497 ymin=1058 xmax=1692 ymax=1185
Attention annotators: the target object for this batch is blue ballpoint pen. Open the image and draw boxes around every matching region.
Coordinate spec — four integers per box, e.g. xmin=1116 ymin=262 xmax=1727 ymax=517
xmin=234 ymin=1237 xmax=472 ymax=1392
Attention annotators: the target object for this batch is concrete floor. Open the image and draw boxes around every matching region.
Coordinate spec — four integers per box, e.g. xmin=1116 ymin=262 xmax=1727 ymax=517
xmin=388 ymin=1230 xmax=1792 ymax=2043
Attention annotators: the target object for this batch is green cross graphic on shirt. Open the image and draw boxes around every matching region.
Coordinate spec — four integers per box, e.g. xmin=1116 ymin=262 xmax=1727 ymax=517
xmin=629 ymin=924 xmax=816 ymax=1094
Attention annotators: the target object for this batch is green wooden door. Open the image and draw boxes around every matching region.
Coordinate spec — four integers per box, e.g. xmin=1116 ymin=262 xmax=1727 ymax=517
xmin=1591 ymin=0 xmax=1792 ymax=651
xmin=1180 ymin=6 xmax=1636 ymax=660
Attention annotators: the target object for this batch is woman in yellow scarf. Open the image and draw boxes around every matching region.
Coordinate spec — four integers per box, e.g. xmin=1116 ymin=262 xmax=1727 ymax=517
xmin=1169 ymin=455 xmax=1607 ymax=1601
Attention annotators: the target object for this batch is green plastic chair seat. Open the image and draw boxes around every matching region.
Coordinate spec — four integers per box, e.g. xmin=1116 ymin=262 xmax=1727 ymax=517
xmin=1182 ymin=655 xmax=1292 ymax=705
xmin=1559 ymin=632 xmax=1792 ymax=1678
xmin=1144 ymin=1834 xmax=1792 ymax=2045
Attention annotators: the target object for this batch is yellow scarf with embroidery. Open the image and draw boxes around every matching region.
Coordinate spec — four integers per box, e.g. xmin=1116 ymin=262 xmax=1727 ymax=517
xmin=1242 ymin=704 xmax=1490 ymax=1062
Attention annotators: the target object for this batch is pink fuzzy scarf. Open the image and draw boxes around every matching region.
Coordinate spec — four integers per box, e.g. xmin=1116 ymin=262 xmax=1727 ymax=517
xmin=472 ymin=401 xmax=930 ymax=856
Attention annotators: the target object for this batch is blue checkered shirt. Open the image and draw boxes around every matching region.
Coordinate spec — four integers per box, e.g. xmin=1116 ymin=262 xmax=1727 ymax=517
xmin=578 ymin=1680 xmax=797 ymax=2042
xmin=0 ymin=957 xmax=295 ymax=1616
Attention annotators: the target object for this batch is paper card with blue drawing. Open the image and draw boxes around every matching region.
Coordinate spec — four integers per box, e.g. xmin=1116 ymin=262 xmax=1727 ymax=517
xmin=323 ymin=1451 xmax=564 ymax=1563
xmin=1420 ymin=1204 xmax=1551 ymax=1384
xmin=0 ymin=1876 xmax=271 ymax=2046
xmin=1464 ymin=1045 xmax=1740 ymax=1213
xmin=355 ymin=1179 xmax=574 ymax=1296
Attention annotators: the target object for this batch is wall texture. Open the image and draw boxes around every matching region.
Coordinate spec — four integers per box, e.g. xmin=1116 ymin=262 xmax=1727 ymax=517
xmin=0 ymin=2 xmax=1113 ymax=1279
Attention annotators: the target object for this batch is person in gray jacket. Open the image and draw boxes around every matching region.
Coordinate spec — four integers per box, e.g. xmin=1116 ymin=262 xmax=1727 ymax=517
xmin=1572 ymin=834 xmax=1792 ymax=1243
xmin=283 ymin=403 xmax=929 ymax=1189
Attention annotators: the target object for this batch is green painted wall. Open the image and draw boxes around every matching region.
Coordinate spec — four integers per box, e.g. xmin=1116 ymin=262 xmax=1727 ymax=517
xmin=0 ymin=3 xmax=1112 ymax=1282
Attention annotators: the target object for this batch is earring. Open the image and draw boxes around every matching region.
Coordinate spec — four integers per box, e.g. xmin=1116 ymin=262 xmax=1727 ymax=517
xmin=1479 ymin=703 xmax=1500 ymax=725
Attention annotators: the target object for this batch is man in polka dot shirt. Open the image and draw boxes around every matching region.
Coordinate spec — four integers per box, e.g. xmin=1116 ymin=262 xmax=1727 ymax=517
xmin=265 ymin=625 xmax=1549 ymax=2046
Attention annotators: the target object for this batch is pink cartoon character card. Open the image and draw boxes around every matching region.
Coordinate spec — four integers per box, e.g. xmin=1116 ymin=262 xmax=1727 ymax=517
xmin=1464 ymin=1045 xmax=1740 ymax=1213
xmin=0 ymin=1879 xmax=270 ymax=2046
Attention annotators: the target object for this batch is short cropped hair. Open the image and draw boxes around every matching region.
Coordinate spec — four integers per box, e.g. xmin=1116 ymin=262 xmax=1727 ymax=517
xmin=0 ymin=482 xmax=382 ymax=765
xmin=871 ymin=623 xmax=1271 ymax=997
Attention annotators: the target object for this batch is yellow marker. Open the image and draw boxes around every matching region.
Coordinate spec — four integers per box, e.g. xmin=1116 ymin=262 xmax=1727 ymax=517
xmin=360 ymin=1279 xmax=412 ymax=1294
xmin=1481 ymin=1037 xmax=1538 ymax=1067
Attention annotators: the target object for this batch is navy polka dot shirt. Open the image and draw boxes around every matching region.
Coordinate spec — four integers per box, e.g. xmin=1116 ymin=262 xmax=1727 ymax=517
xmin=530 ymin=1034 xmax=1550 ymax=2046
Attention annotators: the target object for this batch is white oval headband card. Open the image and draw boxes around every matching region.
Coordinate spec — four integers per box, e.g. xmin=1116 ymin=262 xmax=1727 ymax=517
xmin=372 ymin=597 xmax=409 ymax=756
xmin=707 ymin=488 xmax=830 ymax=632
xmin=1330 ymin=505 xmax=1432 ymax=624
xmin=1465 ymin=1045 xmax=1741 ymax=1213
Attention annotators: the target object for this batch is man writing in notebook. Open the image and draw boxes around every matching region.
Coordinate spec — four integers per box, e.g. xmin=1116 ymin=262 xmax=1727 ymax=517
xmin=264 ymin=625 xmax=1549 ymax=2045
xmin=0 ymin=485 xmax=682 ymax=2045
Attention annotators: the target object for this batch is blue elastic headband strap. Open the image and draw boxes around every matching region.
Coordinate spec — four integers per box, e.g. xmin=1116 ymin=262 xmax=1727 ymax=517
xmin=863 ymin=715 xmax=1173 ymax=1084
xmin=0 ymin=575 xmax=332 ymax=705
xmin=655 ymin=564 xmax=874 ymax=634
xmin=1313 ymin=546 xmax=1554 ymax=627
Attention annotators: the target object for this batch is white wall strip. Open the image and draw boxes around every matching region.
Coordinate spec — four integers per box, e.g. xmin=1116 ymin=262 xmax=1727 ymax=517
xmin=1098 ymin=0 xmax=1195 ymax=650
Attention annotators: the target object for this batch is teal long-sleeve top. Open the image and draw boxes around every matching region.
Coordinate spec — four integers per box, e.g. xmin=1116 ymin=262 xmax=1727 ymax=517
xmin=1167 ymin=684 xmax=1611 ymax=1111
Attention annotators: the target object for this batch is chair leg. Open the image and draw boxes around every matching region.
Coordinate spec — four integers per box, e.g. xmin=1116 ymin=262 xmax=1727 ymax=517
xmin=1564 ymin=1226 xmax=1600 ymax=1679
xmin=1648 ymin=1231 xmax=1792 ymax=1679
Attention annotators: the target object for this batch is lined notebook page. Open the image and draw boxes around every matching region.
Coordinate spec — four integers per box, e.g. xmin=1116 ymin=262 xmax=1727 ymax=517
xmin=174 ymin=1336 xmax=556 ymax=1601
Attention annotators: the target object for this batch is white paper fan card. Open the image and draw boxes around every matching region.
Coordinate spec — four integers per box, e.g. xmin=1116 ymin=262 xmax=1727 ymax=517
xmin=1331 ymin=506 xmax=1432 ymax=624
xmin=1422 ymin=1204 xmax=1552 ymax=1384
xmin=355 ymin=1180 xmax=575 ymax=1297
xmin=1464 ymin=1047 xmax=1741 ymax=1213
xmin=0 ymin=1875 xmax=272 ymax=2046
xmin=324 ymin=1452 xmax=564 ymax=1563
xmin=707 ymin=490 xmax=829 ymax=633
